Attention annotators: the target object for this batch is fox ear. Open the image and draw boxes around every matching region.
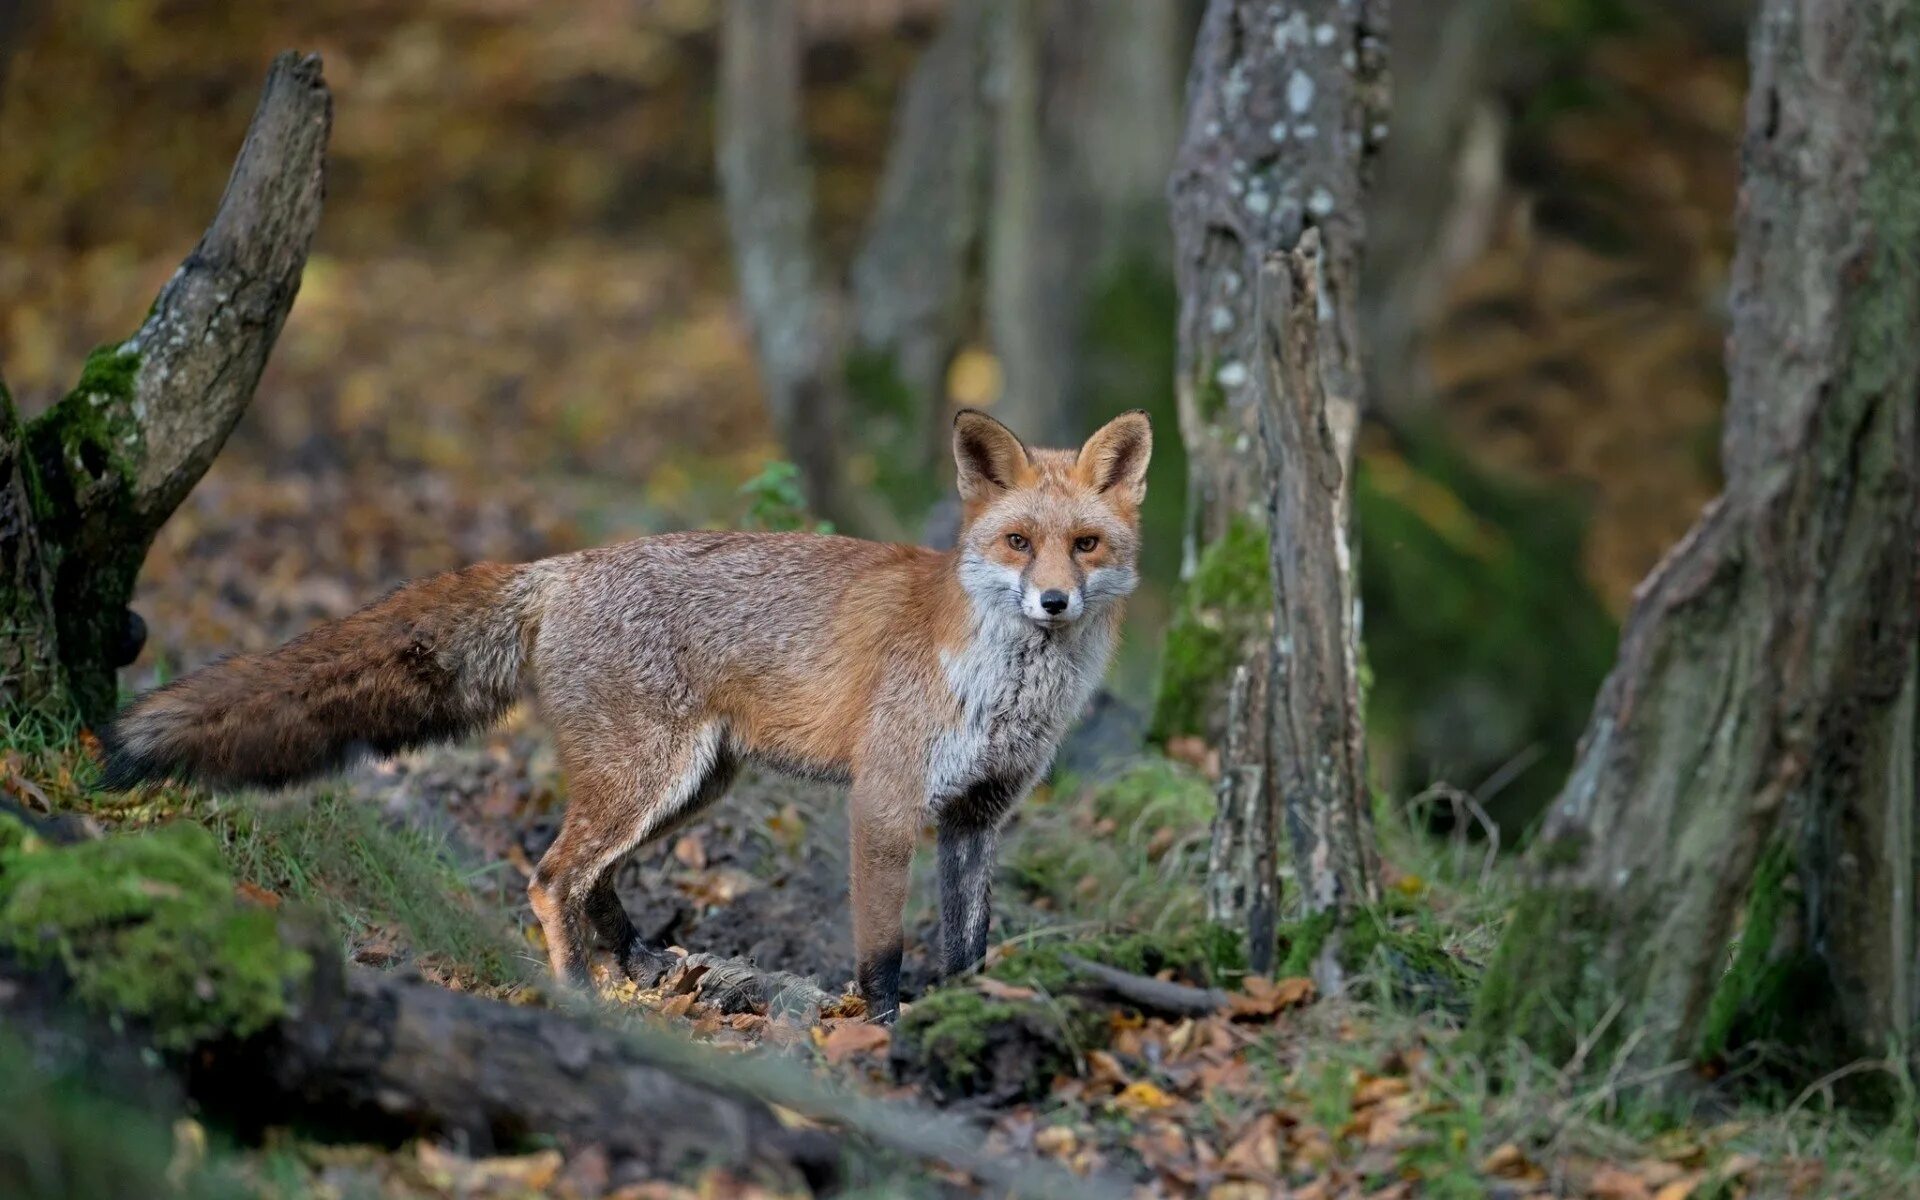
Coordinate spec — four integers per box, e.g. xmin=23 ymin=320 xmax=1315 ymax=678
xmin=953 ymin=409 xmax=1033 ymax=504
xmin=1076 ymin=410 xmax=1152 ymax=503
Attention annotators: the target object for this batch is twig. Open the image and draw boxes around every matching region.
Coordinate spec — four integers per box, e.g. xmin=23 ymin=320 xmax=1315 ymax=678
xmin=1059 ymin=954 xmax=1230 ymax=1017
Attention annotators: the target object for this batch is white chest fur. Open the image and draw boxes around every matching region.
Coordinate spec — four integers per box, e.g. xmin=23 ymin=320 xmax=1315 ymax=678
xmin=927 ymin=610 xmax=1112 ymax=804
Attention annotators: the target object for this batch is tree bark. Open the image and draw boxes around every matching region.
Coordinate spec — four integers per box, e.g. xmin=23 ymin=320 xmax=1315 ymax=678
xmin=1169 ymin=0 xmax=1387 ymax=566
xmin=0 ymin=382 xmax=64 ymax=710
xmin=717 ymin=0 xmax=856 ymax=531
xmin=1 ymin=52 xmax=328 ymax=722
xmin=1255 ymin=236 xmax=1377 ymax=975
xmin=1170 ymin=0 xmax=1387 ymax=971
xmin=1473 ymin=0 xmax=1920 ymax=1084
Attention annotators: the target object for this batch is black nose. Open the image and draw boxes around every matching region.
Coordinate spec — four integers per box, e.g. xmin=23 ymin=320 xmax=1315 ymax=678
xmin=1039 ymin=589 xmax=1069 ymax=615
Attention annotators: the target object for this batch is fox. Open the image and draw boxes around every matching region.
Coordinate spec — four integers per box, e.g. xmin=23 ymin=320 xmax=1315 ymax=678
xmin=100 ymin=408 xmax=1151 ymax=1020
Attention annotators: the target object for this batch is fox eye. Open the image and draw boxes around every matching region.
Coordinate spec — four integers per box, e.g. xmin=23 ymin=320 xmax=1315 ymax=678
xmin=1006 ymin=532 xmax=1031 ymax=553
xmin=1073 ymin=535 xmax=1100 ymax=554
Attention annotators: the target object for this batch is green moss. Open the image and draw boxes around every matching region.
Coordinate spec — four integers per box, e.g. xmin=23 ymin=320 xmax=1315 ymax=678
xmin=1469 ymin=886 xmax=1618 ymax=1066
xmin=1278 ymin=910 xmax=1340 ymax=978
xmin=22 ymin=342 xmax=150 ymax=723
xmin=0 ymin=822 xmax=309 ymax=1049
xmin=1150 ymin=515 xmax=1271 ymax=744
xmin=897 ymin=990 xmax=1043 ymax=1082
xmin=899 ymin=924 xmax=1245 ymax=1098
xmin=1698 ymin=837 xmax=1824 ymax=1065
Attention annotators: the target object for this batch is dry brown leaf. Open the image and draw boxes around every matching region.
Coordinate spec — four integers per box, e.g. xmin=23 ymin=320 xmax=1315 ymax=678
xmin=818 ymin=1020 xmax=891 ymax=1064
xmin=1086 ymin=1049 xmax=1131 ymax=1087
xmin=1352 ymin=1074 xmax=1412 ymax=1106
xmin=1229 ymin=975 xmax=1316 ymax=1018
xmin=232 ymin=880 xmax=283 ymax=909
xmin=975 ymin=976 xmax=1039 ymax=1002
xmin=416 ymin=1143 xmax=563 ymax=1192
xmin=819 ymin=992 xmax=868 ymax=1020
xmin=1589 ymin=1163 xmax=1655 ymax=1200
xmin=1219 ymin=1113 xmax=1282 ymax=1179
xmin=1653 ymin=1174 xmax=1704 ymax=1200
xmin=672 ymin=831 xmax=707 ymax=870
xmin=1481 ymin=1142 xmax=1541 ymax=1180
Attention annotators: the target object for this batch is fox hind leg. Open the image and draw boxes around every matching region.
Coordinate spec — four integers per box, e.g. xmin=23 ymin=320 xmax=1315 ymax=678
xmin=529 ymin=723 xmax=732 ymax=988
xmin=583 ymin=743 xmax=736 ymax=985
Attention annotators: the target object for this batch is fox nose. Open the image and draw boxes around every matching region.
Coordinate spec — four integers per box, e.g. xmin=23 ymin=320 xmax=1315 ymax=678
xmin=1039 ymin=589 xmax=1069 ymax=615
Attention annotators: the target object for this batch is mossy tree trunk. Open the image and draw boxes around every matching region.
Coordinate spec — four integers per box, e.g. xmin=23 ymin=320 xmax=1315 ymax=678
xmin=0 ymin=52 xmax=329 ymax=724
xmin=1473 ymin=0 xmax=1920 ymax=1086
xmin=1167 ymin=0 xmax=1387 ymax=974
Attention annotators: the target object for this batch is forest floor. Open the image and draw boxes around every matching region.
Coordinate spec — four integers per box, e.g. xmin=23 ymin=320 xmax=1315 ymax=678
xmin=10 ymin=452 xmax=1918 ymax=1198
xmin=6 ymin=3 xmax=1917 ymax=1196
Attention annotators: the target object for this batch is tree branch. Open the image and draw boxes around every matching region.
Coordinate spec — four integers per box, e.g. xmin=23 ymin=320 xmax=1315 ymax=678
xmin=126 ymin=50 xmax=330 ymax=533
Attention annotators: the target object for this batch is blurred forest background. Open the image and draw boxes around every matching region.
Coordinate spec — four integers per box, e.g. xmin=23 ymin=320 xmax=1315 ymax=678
xmin=4 ymin=0 xmax=1742 ymax=833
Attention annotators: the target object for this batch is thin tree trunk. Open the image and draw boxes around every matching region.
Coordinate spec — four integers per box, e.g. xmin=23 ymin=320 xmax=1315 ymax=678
xmin=1360 ymin=0 xmax=1511 ymax=421
xmin=1170 ymin=0 xmax=1387 ymax=970
xmin=1472 ymin=0 xmax=1920 ymax=1084
xmin=982 ymin=0 xmax=1073 ymax=447
xmin=716 ymin=0 xmax=856 ymax=531
xmin=1 ymin=52 xmax=329 ymax=722
xmin=850 ymin=0 xmax=995 ymax=496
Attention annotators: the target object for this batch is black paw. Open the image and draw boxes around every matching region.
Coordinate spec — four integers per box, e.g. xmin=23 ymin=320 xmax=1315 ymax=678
xmin=617 ymin=939 xmax=678 ymax=987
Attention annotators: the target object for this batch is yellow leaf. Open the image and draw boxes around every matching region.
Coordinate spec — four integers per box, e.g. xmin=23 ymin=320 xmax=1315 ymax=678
xmin=1114 ymin=1081 xmax=1177 ymax=1113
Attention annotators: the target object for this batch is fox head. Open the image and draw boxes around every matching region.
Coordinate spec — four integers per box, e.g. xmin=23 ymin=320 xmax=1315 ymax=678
xmin=950 ymin=408 xmax=1152 ymax=630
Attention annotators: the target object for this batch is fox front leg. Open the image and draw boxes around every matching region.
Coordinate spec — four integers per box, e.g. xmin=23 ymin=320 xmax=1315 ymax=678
xmin=936 ymin=804 xmax=1002 ymax=978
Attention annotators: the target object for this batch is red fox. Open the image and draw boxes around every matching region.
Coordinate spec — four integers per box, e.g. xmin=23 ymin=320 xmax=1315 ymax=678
xmin=102 ymin=409 xmax=1150 ymax=1019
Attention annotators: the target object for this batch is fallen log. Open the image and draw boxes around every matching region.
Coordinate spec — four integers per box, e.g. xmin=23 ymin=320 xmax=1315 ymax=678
xmin=1 ymin=800 xmax=1113 ymax=1197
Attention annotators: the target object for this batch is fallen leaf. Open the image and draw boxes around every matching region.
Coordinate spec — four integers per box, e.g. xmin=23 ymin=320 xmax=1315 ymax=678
xmin=1229 ymin=975 xmax=1316 ymax=1018
xmin=1113 ymin=1080 xmax=1177 ymax=1113
xmin=819 ymin=1021 xmax=891 ymax=1064
xmin=233 ymin=880 xmax=283 ymax=909
xmin=1481 ymin=1143 xmax=1539 ymax=1179
xmin=1589 ymin=1164 xmax=1654 ymax=1200
xmin=975 ymin=976 xmax=1038 ymax=1002
xmin=672 ymin=832 xmax=707 ymax=870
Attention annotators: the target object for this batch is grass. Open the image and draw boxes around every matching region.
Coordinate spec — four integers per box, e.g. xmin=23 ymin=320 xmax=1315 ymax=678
xmin=3 ymin=706 xmax=531 ymax=991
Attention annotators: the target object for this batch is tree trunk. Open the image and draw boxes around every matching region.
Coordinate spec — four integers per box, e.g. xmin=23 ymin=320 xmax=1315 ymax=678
xmin=0 ymin=52 xmax=329 ymax=723
xmin=849 ymin=0 xmax=995 ymax=506
xmin=1255 ymin=235 xmax=1378 ymax=975
xmin=1472 ymin=0 xmax=1920 ymax=1085
xmin=1168 ymin=0 xmax=1387 ymax=971
xmin=987 ymin=0 xmax=1184 ymax=452
xmin=716 ymin=0 xmax=857 ymax=531
xmin=1360 ymin=0 xmax=1511 ymax=422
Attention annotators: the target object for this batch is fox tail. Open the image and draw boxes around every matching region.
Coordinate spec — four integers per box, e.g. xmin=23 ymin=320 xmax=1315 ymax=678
xmin=100 ymin=562 xmax=544 ymax=790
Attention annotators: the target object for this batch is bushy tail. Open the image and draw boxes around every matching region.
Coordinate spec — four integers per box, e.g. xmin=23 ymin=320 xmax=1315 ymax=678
xmin=101 ymin=562 xmax=544 ymax=790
